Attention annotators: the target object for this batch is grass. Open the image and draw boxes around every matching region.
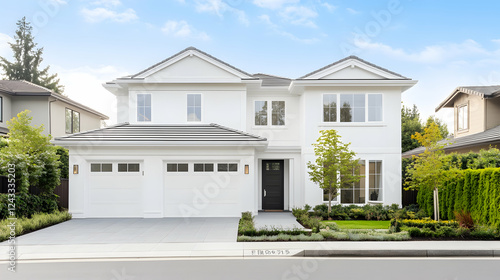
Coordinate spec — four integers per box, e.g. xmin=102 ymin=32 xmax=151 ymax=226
xmin=322 ymin=220 xmax=390 ymax=229
xmin=0 ymin=210 xmax=72 ymax=242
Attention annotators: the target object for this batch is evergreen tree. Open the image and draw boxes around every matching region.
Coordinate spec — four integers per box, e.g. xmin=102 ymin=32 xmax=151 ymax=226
xmin=0 ymin=17 xmax=64 ymax=93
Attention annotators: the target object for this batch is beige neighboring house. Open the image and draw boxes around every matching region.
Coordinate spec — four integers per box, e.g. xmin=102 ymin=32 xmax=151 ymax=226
xmin=403 ymin=85 xmax=500 ymax=158
xmin=0 ymin=80 xmax=108 ymax=137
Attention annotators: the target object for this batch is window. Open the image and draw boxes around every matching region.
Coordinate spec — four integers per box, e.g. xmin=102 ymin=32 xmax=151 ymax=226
xmin=254 ymin=101 xmax=268 ymax=126
xmin=272 ymin=101 xmax=285 ymax=126
xmin=217 ymin=163 xmax=238 ymax=172
xmin=187 ymin=94 xmax=201 ymax=122
xmin=65 ymin=108 xmax=80 ymax=134
xmin=137 ymin=94 xmax=151 ymax=122
xmin=323 ymin=189 xmax=338 ymax=202
xmin=90 ymin=163 xmax=112 ymax=172
xmin=369 ymin=160 xmax=382 ymax=201
xmin=0 ymin=96 xmax=3 ymax=122
xmin=194 ymin=163 xmax=214 ymax=172
xmin=340 ymin=94 xmax=365 ymax=122
xmin=323 ymin=94 xmax=337 ymax=122
xmin=340 ymin=160 xmax=366 ymax=204
xmin=368 ymin=94 xmax=382 ymax=121
xmin=458 ymin=104 xmax=468 ymax=130
xmin=167 ymin=163 xmax=189 ymax=172
xmin=118 ymin=163 xmax=140 ymax=172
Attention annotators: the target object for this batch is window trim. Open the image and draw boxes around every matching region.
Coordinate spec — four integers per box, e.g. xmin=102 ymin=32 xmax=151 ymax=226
xmin=321 ymin=93 xmax=384 ymax=124
xmin=90 ymin=163 xmax=113 ymax=173
xmin=368 ymin=160 xmax=383 ymax=203
xmin=166 ymin=163 xmax=189 ymax=173
xmin=253 ymin=99 xmax=286 ymax=127
xmin=187 ymin=93 xmax=202 ymax=122
xmin=457 ymin=103 xmax=469 ymax=132
xmin=65 ymin=108 xmax=80 ymax=134
xmin=136 ymin=93 xmax=152 ymax=122
xmin=254 ymin=100 xmax=268 ymax=126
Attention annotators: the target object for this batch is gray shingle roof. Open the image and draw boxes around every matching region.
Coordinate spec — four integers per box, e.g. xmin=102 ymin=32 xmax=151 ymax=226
xmin=53 ymin=123 xmax=267 ymax=144
xmin=402 ymin=125 xmax=500 ymax=157
xmin=298 ymin=55 xmax=409 ymax=79
xmin=252 ymin=73 xmax=291 ymax=86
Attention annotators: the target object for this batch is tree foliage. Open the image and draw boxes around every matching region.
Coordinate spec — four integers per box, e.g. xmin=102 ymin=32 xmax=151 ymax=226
xmin=0 ymin=17 xmax=63 ymax=93
xmin=307 ymin=130 xmax=362 ymax=213
xmin=0 ymin=110 xmax=60 ymax=194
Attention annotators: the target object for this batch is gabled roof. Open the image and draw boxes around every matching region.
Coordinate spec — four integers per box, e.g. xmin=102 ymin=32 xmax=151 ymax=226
xmin=53 ymin=123 xmax=267 ymax=146
xmin=402 ymin=124 xmax=500 ymax=158
xmin=436 ymin=86 xmax=500 ymax=112
xmin=125 ymin=46 xmax=255 ymax=80
xmin=298 ymin=55 xmax=409 ymax=80
xmin=0 ymin=80 xmax=109 ymax=120
xmin=252 ymin=73 xmax=291 ymax=86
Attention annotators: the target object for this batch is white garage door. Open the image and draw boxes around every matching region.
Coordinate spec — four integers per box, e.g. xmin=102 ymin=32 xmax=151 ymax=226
xmin=87 ymin=162 xmax=143 ymax=217
xmin=164 ymin=162 xmax=242 ymax=217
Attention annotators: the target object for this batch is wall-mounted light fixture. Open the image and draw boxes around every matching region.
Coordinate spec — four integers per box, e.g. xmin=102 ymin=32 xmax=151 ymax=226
xmin=244 ymin=164 xmax=249 ymax=174
xmin=73 ymin=165 xmax=79 ymax=174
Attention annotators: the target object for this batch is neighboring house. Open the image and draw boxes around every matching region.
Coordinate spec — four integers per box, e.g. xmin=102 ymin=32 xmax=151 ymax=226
xmin=402 ymin=86 xmax=500 ymax=158
xmin=53 ymin=47 xmax=417 ymax=218
xmin=0 ymin=80 xmax=108 ymax=137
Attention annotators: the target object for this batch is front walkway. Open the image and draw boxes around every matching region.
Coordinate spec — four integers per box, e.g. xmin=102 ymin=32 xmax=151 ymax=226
xmin=254 ymin=212 xmax=305 ymax=230
xmin=7 ymin=218 xmax=240 ymax=245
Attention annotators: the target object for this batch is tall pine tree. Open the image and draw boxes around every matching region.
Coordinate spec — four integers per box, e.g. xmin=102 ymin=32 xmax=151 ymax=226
xmin=0 ymin=17 xmax=64 ymax=93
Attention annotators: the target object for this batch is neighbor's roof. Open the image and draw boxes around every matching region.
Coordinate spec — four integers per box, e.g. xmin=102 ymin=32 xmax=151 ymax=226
xmin=402 ymin=125 xmax=500 ymax=158
xmin=252 ymin=73 xmax=291 ymax=87
xmin=53 ymin=123 xmax=267 ymax=145
xmin=436 ymin=85 xmax=500 ymax=112
xmin=0 ymin=80 xmax=108 ymax=120
xmin=298 ymin=55 xmax=410 ymax=79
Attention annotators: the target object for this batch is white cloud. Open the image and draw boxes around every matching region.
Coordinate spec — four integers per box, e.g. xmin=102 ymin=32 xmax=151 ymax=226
xmin=353 ymin=39 xmax=490 ymax=64
xmin=253 ymin=0 xmax=299 ymax=9
xmin=81 ymin=7 xmax=138 ymax=23
xmin=0 ymin=33 xmax=13 ymax=59
xmin=346 ymin=8 xmax=361 ymax=15
xmin=91 ymin=0 xmax=121 ymax=7
xmin=161 ymin=20 xmax=210 ymax=40
xmin=492 ymin=39 xmax=500 ymax=45
xmin=320 ymin=2 xmax=336 ymax=12
xmin=49 ymin=0 xmax=67 ymax=4
xmin=195 ymin=0 xmax=249 ymax=26
xmin=259 ymin=14 xmax=319 ymax=44
xmin=279 ymin=6 xmax=318 ymax=28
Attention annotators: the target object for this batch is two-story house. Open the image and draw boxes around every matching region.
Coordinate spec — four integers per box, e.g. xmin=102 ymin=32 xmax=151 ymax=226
xmin=53 ymin=47 xmax=417 ymax=218
xmin=402 ymin=86 xmax=500 ymax=158
xmin=0 ymin=80 xmax=108 ymax=137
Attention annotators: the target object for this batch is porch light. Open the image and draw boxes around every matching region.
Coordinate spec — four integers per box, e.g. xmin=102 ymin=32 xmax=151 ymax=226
xmin=73 ymin=165 xmax=79 ymax=174
xmin=244 ymin=165 xmax=249 ymax=174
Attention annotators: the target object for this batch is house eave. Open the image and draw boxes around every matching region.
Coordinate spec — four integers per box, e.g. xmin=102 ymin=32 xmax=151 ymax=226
xmin=289 ymin=79 xmax=418 ymax=94
xmin=52 ymin=140 xmax=269 ymax=148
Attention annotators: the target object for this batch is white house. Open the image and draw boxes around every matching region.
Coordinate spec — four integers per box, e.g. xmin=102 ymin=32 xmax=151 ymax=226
xmin=53 ymin=47 xmax=417 ymax=218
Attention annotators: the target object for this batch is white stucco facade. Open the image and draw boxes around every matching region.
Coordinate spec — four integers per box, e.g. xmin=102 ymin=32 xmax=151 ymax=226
xmin=56 ymin=47 xmax=417 ymax=218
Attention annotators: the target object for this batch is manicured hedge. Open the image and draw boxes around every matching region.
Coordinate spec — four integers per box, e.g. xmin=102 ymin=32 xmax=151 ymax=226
xmin=0 ymin=193 xmax=58 ymax=220
xmin=417 ymin=168 xmax=500 ymax=227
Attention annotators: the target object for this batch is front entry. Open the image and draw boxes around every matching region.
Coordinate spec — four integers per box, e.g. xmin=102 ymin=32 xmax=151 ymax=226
xmin=262 ymin=160 xmax=284 ymax=210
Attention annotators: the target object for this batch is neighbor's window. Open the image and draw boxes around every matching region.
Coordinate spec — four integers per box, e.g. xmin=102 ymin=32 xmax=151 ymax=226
xmin=167 ymin=163 xmax=189 ymax=172
xmin=194 ymin=163 xmax=214 ymax=172
xmin=217 ymin=163 xmax=238 ymax=172
xmin=340 ymin=94 xmax=365 ymax=122
xmin=369 ymin=160 xmax=382 ymax=201
xmin=458 ymin=104 xmax=468 ymax=130
xmin=90 ymin=163 xmax=113 ymax=172
xmin=255 ymin=101 xmax=268 ymax=126
xmin=137 ymin=94 xmax=151 ymax=122
xmin=340 ymin=160 xmax=366 ymax=204
xmin=272 ymin=101 xmax=285 ymax=126
xmin=65 ymin=108 xmax=80 ymax=134
xmin=0 ymin=96 xmax=3 ymax=122
xmin=187 ymin=94 xmax=201 ymax=122
xmin=118 ymin=163 xmax=140 ymax=172
xmin=323 ymin=94 xmax=337 ymax=122
xmin=368 ymin=94 xmax=382 ymax=121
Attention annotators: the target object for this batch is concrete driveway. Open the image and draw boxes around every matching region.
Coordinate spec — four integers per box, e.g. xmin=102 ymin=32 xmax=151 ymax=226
xmin=11 ymin=218 xmax=240 ymax=245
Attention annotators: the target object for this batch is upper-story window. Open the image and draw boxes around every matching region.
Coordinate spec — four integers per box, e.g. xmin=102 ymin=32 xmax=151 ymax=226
xmin=254 ymin=100 xmax=285 ymax=126
xmin=458 ymin=104 xmax=468 ymax=131
xmin=323 ymin=94 xmax=383 ymax=123
xmin=255 ymin=101 xmax=268 ymax=126
xmin=0 ymin=96 xmax=3 ymax=123
xmin=187 ymin=94 xmax=201 ymax=122
xmin=137 ymin=94 xmax=151 ymax=122
xmin=65 ymin=108 xmax=80 ymax=134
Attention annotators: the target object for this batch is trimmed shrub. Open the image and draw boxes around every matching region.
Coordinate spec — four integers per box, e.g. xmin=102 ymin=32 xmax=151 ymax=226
xmin=0 ymin=210 xmax=71 ymax=242
xmin=0 ymin=193 xmax=58 ymax=219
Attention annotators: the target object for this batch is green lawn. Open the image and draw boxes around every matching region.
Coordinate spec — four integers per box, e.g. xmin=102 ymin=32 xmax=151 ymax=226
xmin=322 ymin=220 xmax=390 ymax=229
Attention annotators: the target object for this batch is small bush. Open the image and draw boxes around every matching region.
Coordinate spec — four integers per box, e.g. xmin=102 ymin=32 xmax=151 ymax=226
xmin=238 ymin=212 xmax=255 ymax=234
xmin=0 ymin=193 xmax=58 ymax=219
xmin=454 ymin=210 xmax=474 ymax=229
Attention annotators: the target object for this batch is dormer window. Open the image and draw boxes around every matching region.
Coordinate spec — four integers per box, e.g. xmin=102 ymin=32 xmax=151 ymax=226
xmin=187 ymin=94 xmax=201 ymax=122
xmin=458 ymin=104 xmax=468 ymax=131
xmin=137 ymin=94 xmax=151 ymax=122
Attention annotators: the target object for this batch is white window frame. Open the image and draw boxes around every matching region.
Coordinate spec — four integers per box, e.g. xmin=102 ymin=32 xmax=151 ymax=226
xmin=0 ymin=96 xmax=3 ymax=123
xmin=367 ymin=94 xmax=383 ymax=122
xmin=187 ymin=93 xmax=202 ymax=122
xmin=253 ymin=99 xmax=286 ymax=127
xmin=368 ymin=160 xmax=383 ymax=203
xmin=254 ymin=100 xmax=268 ymax=126
xmin=136 ymin=93 xmax=152 ymax=122
xmin=65 ymin=108 xmax=80 ymax=134
xmin=457 ymin=103 xmax=468 ymax=131
xmin=321 ymin=94 xmax=384 ymax=124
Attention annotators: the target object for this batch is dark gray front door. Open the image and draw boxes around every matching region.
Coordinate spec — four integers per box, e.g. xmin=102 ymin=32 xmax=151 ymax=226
xmin=262 ymin=160 xmax=284 ymax=210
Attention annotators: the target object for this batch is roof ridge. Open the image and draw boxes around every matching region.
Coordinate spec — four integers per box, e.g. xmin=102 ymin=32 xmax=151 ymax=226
xmin=54 ymin=122 xmax=128 ymax=140
xmin=20 ymin=80 xmax=52 ymax=92
xmin=210 ymin=123 xmax=267 ymax=140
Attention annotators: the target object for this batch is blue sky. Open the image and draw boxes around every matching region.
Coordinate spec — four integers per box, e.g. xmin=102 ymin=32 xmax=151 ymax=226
xmin=1 ymin=0 xmax=500 ymax=128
